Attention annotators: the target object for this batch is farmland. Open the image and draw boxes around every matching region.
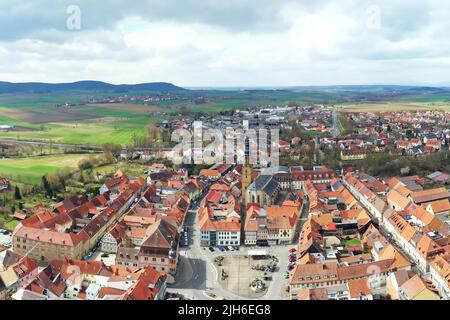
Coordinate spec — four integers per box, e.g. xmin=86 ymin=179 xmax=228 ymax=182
xmin=0 ymin=154 xmax=87 ymax=184
xmin=339 ymin=102 xmax=450 ymax=113
xmin=0 ymin=85 xmax=449 ymax=147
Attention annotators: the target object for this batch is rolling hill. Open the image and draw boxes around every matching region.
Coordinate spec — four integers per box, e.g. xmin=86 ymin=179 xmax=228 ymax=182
xmin=0 ymin=81 xmax=188 ymax=94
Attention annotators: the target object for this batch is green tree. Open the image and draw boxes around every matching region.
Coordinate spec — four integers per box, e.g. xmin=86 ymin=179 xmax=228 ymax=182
xmin=14 ymin=186 xmax=22 ymax=200
xmin=41 ymin=175 xmax=53 ymax=197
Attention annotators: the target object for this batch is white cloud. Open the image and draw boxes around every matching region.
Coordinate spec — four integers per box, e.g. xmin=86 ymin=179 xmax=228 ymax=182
xmin=1 ymin=0 xmax=450 ymax=86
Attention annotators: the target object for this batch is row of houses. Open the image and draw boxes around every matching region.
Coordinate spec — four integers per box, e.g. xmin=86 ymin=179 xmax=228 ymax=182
xmin=100 ymin=164 xmax=234 ymax=283
xmin=12 ymin=173 xmax=147 ymax=263
xmin=343 ymin=171 xmax=450 ymax=299
xmin=244 ymin=195 xmax=302 ymax=246
xmin=8 ymin=254 xmax=166 ymax=300
xmin=289 ymin=177 xmax=441 ymax=300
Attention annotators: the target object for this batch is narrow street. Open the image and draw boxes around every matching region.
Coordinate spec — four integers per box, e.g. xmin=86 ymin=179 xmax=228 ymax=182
xmin=332 ymin=106 xmax=340 ymax=138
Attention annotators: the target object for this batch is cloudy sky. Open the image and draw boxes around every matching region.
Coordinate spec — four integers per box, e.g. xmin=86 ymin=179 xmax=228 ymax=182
xmin=1 ymin=0 xmax=450 ymax=87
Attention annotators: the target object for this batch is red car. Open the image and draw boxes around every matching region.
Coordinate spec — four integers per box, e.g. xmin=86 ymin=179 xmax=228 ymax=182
xmin=289 ymin=258 xmax=297 ymax=263
xmin=289 ymin=248 xmax=296 ymax=253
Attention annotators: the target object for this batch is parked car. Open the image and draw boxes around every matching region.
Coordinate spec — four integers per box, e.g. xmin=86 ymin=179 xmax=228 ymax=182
xmin=233 ymin=246 xmax=240 ymax=251
xmin=227 ymin=246 xmax=234 ymax=251
xmin=289 ymin=248 xmax=296 ymax=253
xmin=223 ymin=246 xmax=229 ymax=251
xmin=208 ymin=246 xmax=215 ymax=252
xmin=287 ymin=262 xmax=296 ymax=268
xmin=101 ymin=253 xmax=109 ymax=258
xmin=219 ymin=246 xmax=225 ymax=252
xmin=289 ymin=257 xmax=296 ymax=263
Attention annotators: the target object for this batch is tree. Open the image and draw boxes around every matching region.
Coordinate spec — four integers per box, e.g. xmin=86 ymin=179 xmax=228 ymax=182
xmin=46 ymin=173 xmax=61 ymax=193
xmin=102 ymin=143 xmax=122 ymax=157
xmin=102 ymin=151 xmax=115 ymax=165
xmin=78 ymin=158 xmax=93 ymax=171
xmin=14 ymin=186 xmax=22 ymax=200
xmin=41 ymin=175 xmax=53 ymax=197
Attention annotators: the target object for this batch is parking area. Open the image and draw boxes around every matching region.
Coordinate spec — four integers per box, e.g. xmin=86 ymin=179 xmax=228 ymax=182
xmin=216 ymin=254 xmax=278 ymax=299
xmin=0 ymin=229 xmax=12 ymax=248
xmin=90 ymin=250 xmax=116 ymax=266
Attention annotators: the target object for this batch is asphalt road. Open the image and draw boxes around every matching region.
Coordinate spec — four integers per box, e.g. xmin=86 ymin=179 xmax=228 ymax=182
xmin=332 ymin=107 xmax=340 ymax=138
xmin=0 ymin=137 xmax=172 ymax=152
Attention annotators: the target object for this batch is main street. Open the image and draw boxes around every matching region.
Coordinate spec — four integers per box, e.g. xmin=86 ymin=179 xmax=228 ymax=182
xmin=332 ymin=106 xmax=340 ymax=138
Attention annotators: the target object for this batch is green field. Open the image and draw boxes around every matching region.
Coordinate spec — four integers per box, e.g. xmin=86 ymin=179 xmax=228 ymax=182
xmin=339 ymin=102 xmax=450 ymax=112
xmin=0 ymin=114 xmax=162 ymax=146
xmin=0 ymin=87 xmax=449 ymax=146
xmin=0 ymin=154 xmax=87 ymax=184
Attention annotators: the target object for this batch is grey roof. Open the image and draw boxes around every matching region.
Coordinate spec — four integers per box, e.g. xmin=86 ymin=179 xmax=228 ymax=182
xmin=253 ymin=175 xmax=280 ymax=196
xmin=427 ymin=171 xmax=443 ymax=179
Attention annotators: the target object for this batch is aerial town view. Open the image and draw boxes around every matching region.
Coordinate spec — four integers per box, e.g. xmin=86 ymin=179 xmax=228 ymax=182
xmin=0 ymin=0 xmax=449 ymax=312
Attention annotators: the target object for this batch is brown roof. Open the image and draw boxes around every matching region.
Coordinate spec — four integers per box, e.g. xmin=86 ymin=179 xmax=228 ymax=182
xmin=97 ymin=287 xmax=126 ymax=299
xmin=294 ymin=288 xmax=328 ymax=300
xmin=411 ymin=188 xmax=450 ymax=204
xmin=400 ymin=274 xmax=438 ymax=299
xmin=53 ymin=259 xmax=113 ymax=279
xmin=347 ymin=278 xmax=371 ymax=298
xmin=199 ymin=169 xmax=221 ymax=177
xmin=14 ymin=226 xmax=86 ymax=247
xmin=387 ymin=189 xmax=411 ymax=209
xmin=426 ymin=199 xmax=450 ymax=214
xmin=121 ymin=265 xmax=166 ymax=300
xmin=290 ymin=262 xmax=338 ymax=285
xmin=141 ymin=219 xmax=178 ymax=250
xmin=430 ymin=254 xmax=450 ymax=290
xmin=416 ymin=234 xmax=444 ymax=259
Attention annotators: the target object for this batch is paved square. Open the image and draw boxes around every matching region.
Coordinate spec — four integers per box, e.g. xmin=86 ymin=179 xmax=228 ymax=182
xmin=217 ymin=255 xmax=275 ymax=298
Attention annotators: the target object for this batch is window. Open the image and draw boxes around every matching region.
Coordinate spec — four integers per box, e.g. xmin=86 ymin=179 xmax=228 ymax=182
xmin=161 ymin=258 xmax=165 ymax=262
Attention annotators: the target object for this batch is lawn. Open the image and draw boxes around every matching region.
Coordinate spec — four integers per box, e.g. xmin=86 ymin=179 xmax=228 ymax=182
xmin=92 ymin=161 xmax=149 ymax=177
xmin=4 ymin=219 xmax=19 ymax=231
xmin=344 ymin=238 xmax=361 ymax=248
xmin=0 ymin=154 xmax=87 ymax=184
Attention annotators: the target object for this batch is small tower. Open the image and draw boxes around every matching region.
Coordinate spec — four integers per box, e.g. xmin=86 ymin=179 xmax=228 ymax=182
xmin=241 ymin=137 xmax=252 ymax=206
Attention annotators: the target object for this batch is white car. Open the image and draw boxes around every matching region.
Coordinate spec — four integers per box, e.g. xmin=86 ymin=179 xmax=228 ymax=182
xmin=227 ymin=246 xmax=234 ymax=251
